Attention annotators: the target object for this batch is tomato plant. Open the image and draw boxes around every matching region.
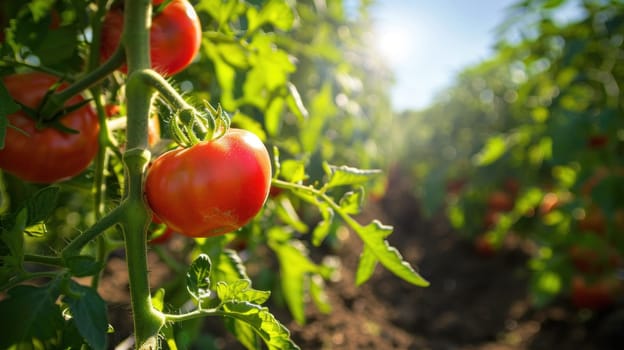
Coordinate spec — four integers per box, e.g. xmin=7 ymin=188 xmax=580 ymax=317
xmin=0 ymin=0 xmax=426 ymax=349
xmin=0 ymin=72 xmax=99 ymax=183
xmin=100 ymin=0 xmax=201 ymax=76
xmin=145 ymin=128 xmax=272 ymax=237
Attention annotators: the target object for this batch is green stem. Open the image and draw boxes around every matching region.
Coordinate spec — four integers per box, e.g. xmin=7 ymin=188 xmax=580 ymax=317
xmin=23 ymin=254 xmax=63 ymax=267
xmin=138 ymin=69 xmax=193 ymax=111
xmin=122 ymin=1 xmax=165 ymax=347
xmin=0 ymin=271 xmax=60 ymax=292
xmin=121 ymin=150 xmax=164 ymax=348
xmin=39 ymin=47 xmax=125 ymax=119
xmin=89 ymin=0 xmax=113 ymax=288
xmin=61 ymin=207 xmax=122 ymax=259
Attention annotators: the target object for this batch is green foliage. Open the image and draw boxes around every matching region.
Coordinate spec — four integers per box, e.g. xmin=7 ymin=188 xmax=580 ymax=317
xmin=0 ymin=0 xmax=413 ymax=347
xmin=396 ymin=0 xmax=624 ymax=308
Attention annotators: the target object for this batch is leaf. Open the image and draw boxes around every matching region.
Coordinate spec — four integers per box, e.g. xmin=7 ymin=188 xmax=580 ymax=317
xmin=269 ymin=237 xmax=322 ymax=324
xmin=280 ymin=159 xmax=306 ymax=183
xmin=187 ymin=254 xmax=212 ymax=301
xmin=355 ymin=245 xmax=377 ymax=286
xmin=224 ymin=317 xmax=261 ymax=350
xmin=215 ymin=279 xmax=271 ymax=305
xmin=64 ymin=281 xmax=109 ymax=350
xmin=247 ymin=0 xmax=295 ymax=33
xmin=311 ymin=204 xmax=334 ymax=246
xmin=265 ymin=96 xmax=284 ymax=137
xmin=23 ymin=186 xmax=60 ymax=226
xmin=338 ymin=188 xmax=364 ymax=215
xmin=1 ymin=208 xmax=27 ymax=268
xmin=0 ymin=283 xmax=64 ymax=348
xmin=0 ymin=81 xmax=21 ymax=149
xmin=152 ymin=288 xmax=166 ymax=312
xmin=274 ymin=197 xmax=309 ymax=233
xmin=324 ymin=163 xmax=382 ymax=189
xmin=285 ymin=82 xmax=308 ymax=122
xmin=352 ymin=220 xmax=429 ymax=287
xmin=220 ymin=301 xmax=300 ymax=350
xmin=65 ymin=255 xmax=103 ymax=277
xmin=473 ymin=135 xmax=507 ymax=166
xmin=309 ymin=274 xmax=332 ymax=315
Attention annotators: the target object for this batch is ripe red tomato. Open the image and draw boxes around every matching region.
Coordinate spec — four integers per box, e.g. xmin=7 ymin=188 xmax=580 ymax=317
xmin=570 ymin=275 xmax=619 ymax=310
xmin=487 ymin=191 xmax=514 ymax=212
xmin=145 ymin=128 xmax=272 ymax=237
xmin=100 ymin=0 xmax=201 ymax=76
xmin=587 ymin=134 xmax=608 ymax=149
xmin=0 ymin=72 xmax=99 ymax=183
xmin=473 ymin=234 xmax=497 ymax=257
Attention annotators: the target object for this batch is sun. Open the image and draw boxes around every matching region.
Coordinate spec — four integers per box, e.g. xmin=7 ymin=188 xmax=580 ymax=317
xmin=372 ymin=14 xmax=421 ymax=68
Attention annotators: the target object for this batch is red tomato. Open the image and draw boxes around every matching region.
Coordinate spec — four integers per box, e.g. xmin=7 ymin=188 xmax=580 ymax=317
xmin=148 ymin=114 xmax=161 ymax=147
xmin=483 ymin=209 xmax=500 ymax=230
xmin=445 ymin=178 xmax=467 ymax=196
xmin=0 ymin=72 xmax=99 ymax=183
xmin=145 ymin=128 xmax=272 ymax=237
xmin=570 ymin=275 xmax=619 ymax=310
xmin=539 ymin=192 xmax=560 ymax=215
xmin=473 ymin=234 xmax=497 ymax=257
xmin=100 ymin=0 xmax=201 ymax=76
xmin=487 ymin=191 xmax=514 ymax=212
xmin=587 ymin=134 xmax=608 ymax=149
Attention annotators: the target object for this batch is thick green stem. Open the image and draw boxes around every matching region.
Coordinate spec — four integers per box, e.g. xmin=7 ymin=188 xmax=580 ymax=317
xmin=121 ymin=149 xmax=164 ymax=349
xmin=122 ymin=1 xmax=165 ymax=348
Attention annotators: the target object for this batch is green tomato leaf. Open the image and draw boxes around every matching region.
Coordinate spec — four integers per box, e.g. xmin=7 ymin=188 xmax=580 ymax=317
xmin=352 ymin=220 xmax=429 ymax=287
xmin=338 ymin=188 xmax=364 ymax=215
xmin=186 ymin=253 xmax=212 ymax=301
xmin=269 ymin=236 xmax=323 ymax=325
xmin=152 ymin=288 xmax=166 ymax=312
xmin=0 ymin=283 xmax=63 ymax=348
xmin=265 ymin=96 xmax=285 ymax=137
xmin=311 ymin=205 xmax=334 ymax=247
xmin=24 ymin=186 xmax=60 ymax=226
xmin=355 ymin=245 xmax=377 ymax=286
xmin=215 ymin=279 xmax=271 ymax=305
xmin=280 ymin=159 xmax=306 ymax=183
xmin=247 ymin=0 xmax=295 ymax=33
xmin=64 ymin=281 xmax=109 ymax=350
xmin=285 ymin=83 xmax=308 ymax=122
xmin=324 ymin=163 xmax=382 ymax=189
xmin=220 ymin=301 xmax=300 ymax=350
xmin=225 ymin=317 xmax=262 ymax=350
xmin=274 ymin=196 xmax=309 ymax=233
xmin=309 ymin=274 xmax=332 ymax=315
xmin=472 ymin=135 xmax=507 ymax=166
xmin=65 ymin=255 xmax=103 ymax=277
xmin=1 ymin=208 xmax=27 ymax=268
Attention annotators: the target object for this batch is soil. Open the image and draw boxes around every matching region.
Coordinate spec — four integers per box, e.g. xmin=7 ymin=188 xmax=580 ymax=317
xmin=101 ymin=169 xmax=624 ymax=349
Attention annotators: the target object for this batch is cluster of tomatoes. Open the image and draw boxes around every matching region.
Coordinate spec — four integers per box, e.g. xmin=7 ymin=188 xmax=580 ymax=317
xmin=0 ymin=0 xmax=272 ymax=241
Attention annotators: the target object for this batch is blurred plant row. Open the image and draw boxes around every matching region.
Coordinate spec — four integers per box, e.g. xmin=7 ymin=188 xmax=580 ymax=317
xmin=394 ymin=0 xmax=624 ymax=310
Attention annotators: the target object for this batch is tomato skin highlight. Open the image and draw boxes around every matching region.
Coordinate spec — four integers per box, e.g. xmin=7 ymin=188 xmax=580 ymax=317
xmin=0 ymin=72 xmax=99 ymax=183
xmin=145 ymin=129 xmax=272 ymax=238
xmin=100 ymin=0 xmax=201 ymax=76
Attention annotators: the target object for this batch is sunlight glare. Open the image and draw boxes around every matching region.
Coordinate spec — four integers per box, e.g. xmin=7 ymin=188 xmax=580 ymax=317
xmin=372 ymin=16 xmax=420 ymax=67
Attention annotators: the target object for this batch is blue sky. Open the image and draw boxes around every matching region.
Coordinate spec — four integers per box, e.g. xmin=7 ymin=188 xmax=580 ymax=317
xmin=370 ymin=0 xmax=518 ymax=111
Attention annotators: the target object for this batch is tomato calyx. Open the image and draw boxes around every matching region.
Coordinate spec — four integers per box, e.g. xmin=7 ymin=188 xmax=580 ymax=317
xmin=169 ymin=103 xmax=231 ymax=148
xmin=7 ymin=77 xmax=94 ymax=133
